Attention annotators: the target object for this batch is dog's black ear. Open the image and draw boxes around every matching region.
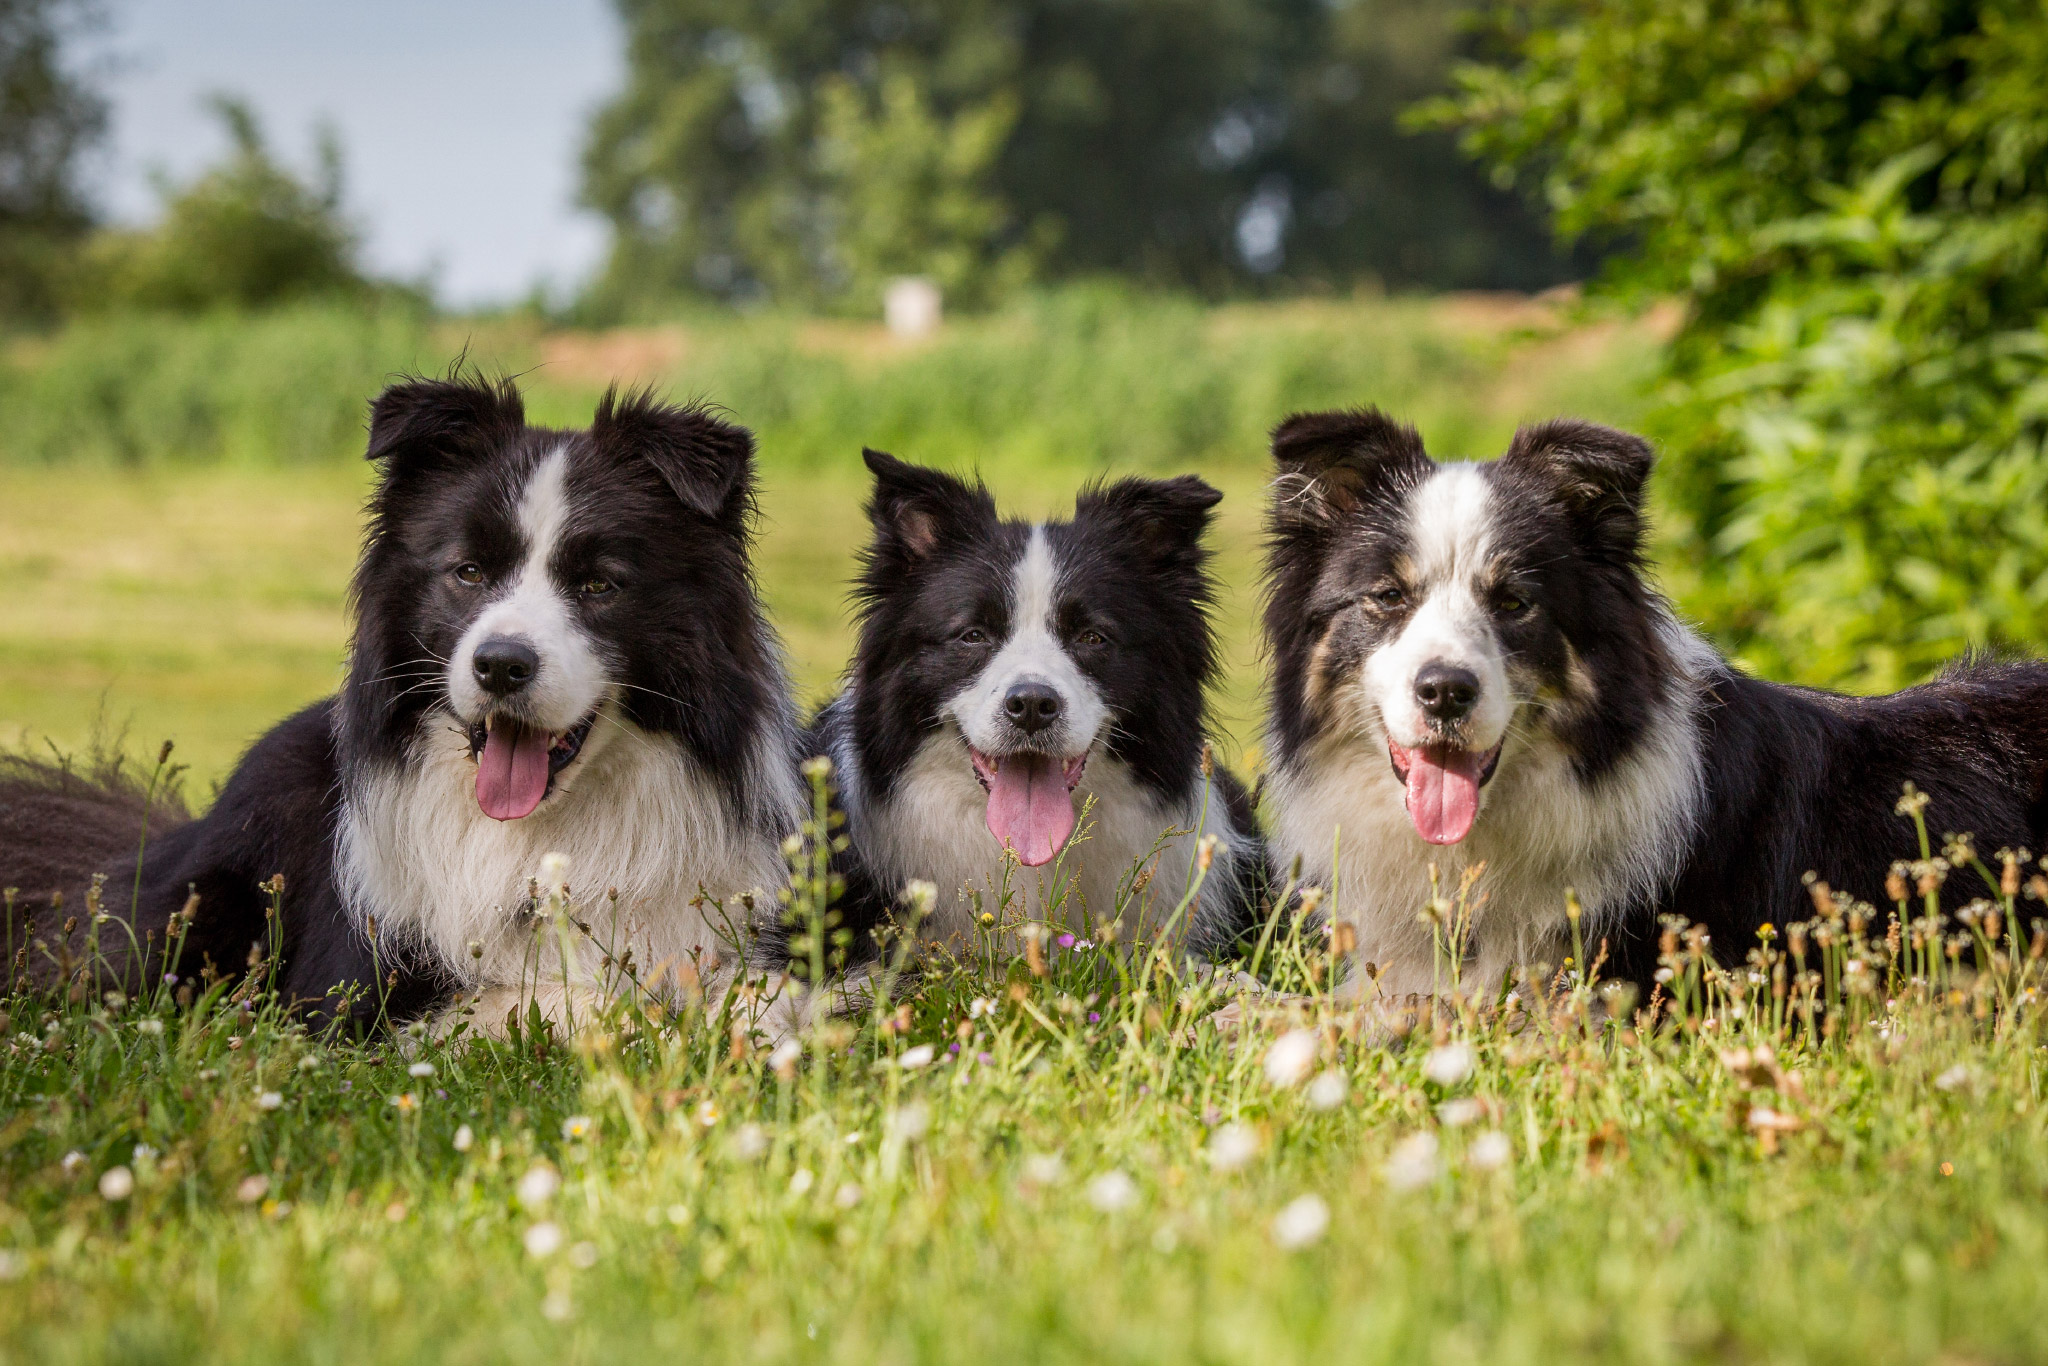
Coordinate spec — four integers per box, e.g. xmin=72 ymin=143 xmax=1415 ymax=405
xmin=593 ymin=387 xmax=755 ymax=520
xmin=365 ymin=375 xmax=525 ymax=471
xmin=1268 ymin=407 xmax=1432 ymax=530
xmin=862 ymin=447 xmax=995 ymax=564
xmin=1076 ymin=475 xmax=1221 ymax=574
xmin=1499 ymin=420 xmax=1655 ymax=562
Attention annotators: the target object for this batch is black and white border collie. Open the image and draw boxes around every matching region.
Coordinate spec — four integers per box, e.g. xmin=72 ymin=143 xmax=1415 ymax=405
xmin=1261 ymin=408 xmax=2048 ymax=999
xmin=809 ymin=450 xmax=1263 ymax=956
xmin=1 ymin=376 xmax=802 ymax=1029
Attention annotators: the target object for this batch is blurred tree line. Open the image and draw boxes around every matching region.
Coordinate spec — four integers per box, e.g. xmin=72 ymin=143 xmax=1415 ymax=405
xmin=1439 ymin=0 xmax=2048 ymax=689
xmin=576 ymin=0 xmax=1589 ymax=316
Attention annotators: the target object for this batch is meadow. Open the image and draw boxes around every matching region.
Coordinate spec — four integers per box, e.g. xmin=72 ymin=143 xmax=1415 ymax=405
xmin=6 ymin=294 xmax=2046 ymax=1365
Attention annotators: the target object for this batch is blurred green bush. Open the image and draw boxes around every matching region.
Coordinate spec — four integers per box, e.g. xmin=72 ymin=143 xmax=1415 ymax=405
xmin=1438 ymin=0 xmax=2048 ymax=690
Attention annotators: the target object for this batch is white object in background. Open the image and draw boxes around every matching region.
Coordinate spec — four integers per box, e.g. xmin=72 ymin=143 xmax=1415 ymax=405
xmin=884 ymin=276 xmax=942 ymax=338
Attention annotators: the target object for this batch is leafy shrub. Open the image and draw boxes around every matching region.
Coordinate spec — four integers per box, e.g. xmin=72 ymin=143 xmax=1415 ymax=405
xmin=1438 ymin=0 xmax=2048 ymax=688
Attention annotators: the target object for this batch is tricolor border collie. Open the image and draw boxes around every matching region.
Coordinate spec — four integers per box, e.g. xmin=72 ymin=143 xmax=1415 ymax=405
xmin=809 ymin=449 xmax=1264 ymax=957
xmin=1261 ymin=408 xmax=2048 ymax=999
xmin=0 ymin=375 xmax=802 ymax=1030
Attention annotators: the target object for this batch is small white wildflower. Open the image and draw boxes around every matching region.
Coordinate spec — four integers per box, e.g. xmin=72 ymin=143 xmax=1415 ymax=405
xmin=1306 ymin=1069 xmax=1348 ymax=1111
xmin=1422 ymin=1042 xmax=1475 ymax=1087
xmin=296 ymin=1053 xmax=320 ymax=1072
xmin=1205 ymin=1122 xmax=1260 ymax=1173
xmin=60 ymin=1150 xmax=86 ymax=1176
xmin=524 ymin=1221 xmax=564 ymax=1258
xmin=732 ymin=1122 xmax=770 ymax=1160
xmin=452 ymin=1124 xmax=475 ymax=1153
xmin=1263 ymin=1029 xmax=1318 ymax=1087
xmin=405 ymin=1020 xmax=428 ymax=1040
xmin=536 ymin=852 xmax=571 ymax=893
xmin=408 ymin=1062 xmax=436 ymax=1079
xmin=886 ymin=1102 xmax=929 ymax=1144
xmin=517 ymin=1164 xmax=560 ymax=1209
xmin=1021 ymin=1153 xmax=1064 ymax=1188
xmin=568 ymin=1241 xmax=599 ymax=1269
xmin=694 ymin=1100 xmax=721 ymax=1128
xmin=1087 ymin=1170 xmax=1140 ymax=1213
xmin=1438 ymin=1097 xmax=1485 ymax=1128
xmin=235 ymin=1175 xmax=269 ymax=1204
xmin=1934 ymin=1064 xmax=1972 ymax=1092
xmin=968 ymin=996 xmax=997 ymax=1019
xmin=1467 ymin=1130 xmax=1513 ymax=1172
xmin=131 ymin=1144 xmax=158 ymax=1164
xmin=540 ymin=1289 xmax=572 ymax=1322
xmin=665 ymin=1204 xmax=690 ymax=1225
xmin=789 ymin=1168 xmax=815 ymax=1196
xmin=98 ymin=1166 xmax=134 ymax=1201
xmin=561 ymin=1115 xmax=594 ymax=1141
xmin=1384 ymin=1131 xmax=1440 ymax=1191
xmin=1270 ymin=1194 xmax=1330 ymax=1250
xmin=136 ymin=1019 xmax=164 ymax=1037
xmin=256 ymin=1091 xmax=283 ymax=1112
xmin=768 ymin=1037 xmax=802 ymax=1078
xmin=899 ymin=1043 xmax=936 ymax=1070
xmin=833 ymin=1182 xmax=862 ymax=1209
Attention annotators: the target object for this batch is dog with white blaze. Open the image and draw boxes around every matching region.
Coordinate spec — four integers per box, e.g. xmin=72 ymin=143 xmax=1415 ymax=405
xmin=1262 ymin=407 xmax=2048 ymax=1003
xmin=803 ymin=449 xmax=1266 ymax=961
xmin=0 ymin=375 xmax=803 ymax=1032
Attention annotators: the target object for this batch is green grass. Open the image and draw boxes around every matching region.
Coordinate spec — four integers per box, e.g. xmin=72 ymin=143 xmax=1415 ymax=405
xmin=3 ymin=784 xmax=2046 ymax=1364
xmin=0 ymin=290 xmax=1663 ymax=788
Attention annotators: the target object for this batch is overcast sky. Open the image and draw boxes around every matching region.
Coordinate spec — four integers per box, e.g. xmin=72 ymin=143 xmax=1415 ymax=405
xmin=91 ymin=0 xmax=624 ymax=306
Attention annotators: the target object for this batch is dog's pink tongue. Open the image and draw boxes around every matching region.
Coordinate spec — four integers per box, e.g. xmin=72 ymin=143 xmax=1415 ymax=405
xmin=1403 ymin=747 xmax=1485 ymax=845
xmin=476 ymin=723 xmax=551 ymax=821
xmin=984 ymin=754 xmax=1077 ymax=867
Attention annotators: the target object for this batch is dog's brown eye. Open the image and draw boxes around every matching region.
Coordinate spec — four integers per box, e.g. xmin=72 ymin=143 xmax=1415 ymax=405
xmin=1370 ymin=585 xmax=1405 ymax=609
xmin=959 ymin=627 xmax=989 ymax=645
xmin=1497 ymin=593 xmax=1528 ymax=615
xmin=581 ymin=578 xmax=616 ymax=598
xmin=453 ymin=563 xmax=484 ymax=586
xmin=1075 ymin=629 xmax=1106 ymax=647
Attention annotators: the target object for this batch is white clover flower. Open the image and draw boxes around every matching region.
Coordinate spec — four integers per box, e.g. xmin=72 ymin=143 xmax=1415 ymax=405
xmin=1263 ymin=1029 xmax=1318 ymax=1087
xmin=789 ymin=1168 xmax=815 ymax=1196
xmin=409 ymin=1062 xmax=436 ymax=1079
xmin=296 ymin=1053 xmax=321 ymax=1072
xmin=1467 ymin=1130 xmax=1513 ymax=1172
xmin=1422 ymin=1042 xmax=1475 ymax=1087
xmin=733 ymin=1123 xmax=770 ymax=1160
xmin=561 ymin=1115 xmax=594 ymax=1141
xmin=899 ymin=1044 xmax=936 ymax=1070
xmin=517 ymin=1164 xmax=560 ymax=1209
xmin=60 ymin=1150 xmax=86 ymax=1176
xmin=524 ymin=1221 xmax=564 ymax=1258
xmin=1384 ymin=1132 xmax=1440 ymax=1191
xmin=886 ymin=1103 xmax=930 ymax=1144
xmin=137 ymin=1019 xmax=164 ymax=1037
xmin=1306 ymin=1069 xmax=1348 ymax=1111
xmin=1205 ymin=1122 xmax=1259 ymax=1173
xmin=1270 ymin=1194 xmax=1330 ymax=1250
xmin=833 ymin=1183 xmax=863 ymax=1209
xmin=1021 ymin=1154 xmax=1064 ymax=1188
xmin=1437 ymin=1097 xmax=1484 ymax=1128
xmin=256 ymin=1091 xmax=283 ymax=1112
xmin=1087 ymin=1171 xmax=1140 ymax=1213
xmin=98 ymin=1166 xmax=135 ymax=1201
xmin=452 ymin=1124 xmax=475 ymax=1153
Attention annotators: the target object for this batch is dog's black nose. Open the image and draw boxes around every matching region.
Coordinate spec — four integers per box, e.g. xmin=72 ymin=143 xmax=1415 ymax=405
xmin=1414 ymin=662 xmax=1479 ymax=723
xmin=472 ymin=636 xmax=539 ymax=697
xmin=1003 ymin=682 xmax=1063 ymax=734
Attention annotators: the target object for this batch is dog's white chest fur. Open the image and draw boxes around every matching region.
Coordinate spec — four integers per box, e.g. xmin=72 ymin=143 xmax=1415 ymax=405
xmin=1267 ymin=685 xmax=1707 ymax=1000
xmin=842 ymin=730 xmax=1249 ymax=950
xmin=338 ymin=711 xmax=788 ymax=998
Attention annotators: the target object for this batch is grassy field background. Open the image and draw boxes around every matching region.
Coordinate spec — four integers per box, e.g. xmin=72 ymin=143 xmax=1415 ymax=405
xmin=0 ymin=290 xmax=1662 ymax=791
